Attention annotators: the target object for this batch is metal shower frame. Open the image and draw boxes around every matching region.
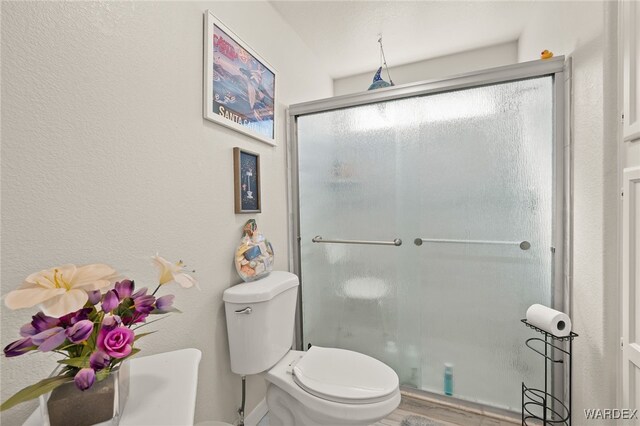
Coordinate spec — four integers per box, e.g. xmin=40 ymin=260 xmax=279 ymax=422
xmin=285 ymin=56 xmax=569 ymax=415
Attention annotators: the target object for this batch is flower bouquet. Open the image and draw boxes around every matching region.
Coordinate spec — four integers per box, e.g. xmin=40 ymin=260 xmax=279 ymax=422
xmin=1 ymin=255 xmax=197 ymax=425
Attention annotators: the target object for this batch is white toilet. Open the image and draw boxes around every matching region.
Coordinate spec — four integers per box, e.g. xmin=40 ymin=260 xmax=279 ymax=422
xmin=223 ymin=271 xmax=401 ymax=426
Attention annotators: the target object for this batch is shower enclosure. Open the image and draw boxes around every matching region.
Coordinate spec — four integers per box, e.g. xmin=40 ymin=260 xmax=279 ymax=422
xmin=287 ymin=58 xmax=566 ymax=413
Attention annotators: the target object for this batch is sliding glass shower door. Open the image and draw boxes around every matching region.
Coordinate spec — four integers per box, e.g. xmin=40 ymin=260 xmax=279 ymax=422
xmin=294 ymin=74 xmax=558 ymax=411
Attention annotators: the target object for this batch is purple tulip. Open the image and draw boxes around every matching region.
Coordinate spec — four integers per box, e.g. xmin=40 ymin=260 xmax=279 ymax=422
xmin=131 ymin=287 xmax=148 ymax=299
xmin=87 ymin=290 xmax=102 ymax=305
xmin=19 ymin=323 xmax=37 ymax=337
xmin=31 ymin=312 xmax=60 ymax=332
xmin=121 ymin=312 xmax=147 ymax=326
xmin=102 ymin=314 xmax=121 ymax=331
xmin=115 ymin=280 xmax=134 ymax=300
xmin=74 ymin=368 xmax=96 ymax=391
xmin=31 ymin=327 xmax=67 ymax=352
xmin=133 ymin=294 xmax=156 ymax=315
xmin=101 ymin=290 xmax=119 ymax=312
xmin=155 ymin=295 xmax=175 ymax=313
xmin=89 ymin=350 xmax=111 ymax=371
xmin=59 ymin=308 xmax=92 ymax=327
xmin=3 ymin=337 xmax=34 ymax=357
xmin=66 ymin=320 xmax=94 ymax=343
xmin=116 ymin=288 xmax=153 ymax=325
xmin=97 ymin=327 xmax=134 ymax=359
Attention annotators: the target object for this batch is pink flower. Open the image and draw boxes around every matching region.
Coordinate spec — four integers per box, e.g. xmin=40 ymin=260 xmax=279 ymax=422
xmin=97 ymin=326 xmax=134 ymax=359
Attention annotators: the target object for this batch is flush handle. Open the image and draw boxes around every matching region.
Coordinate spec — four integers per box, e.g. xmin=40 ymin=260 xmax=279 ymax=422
xmin=235 ymin=307 xmax=252 ymax=315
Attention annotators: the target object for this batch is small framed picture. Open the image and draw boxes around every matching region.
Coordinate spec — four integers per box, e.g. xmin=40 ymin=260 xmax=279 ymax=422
xmin=204 ymin=11 xmax=277 ymax=146
xmin=233 ymin=147 xmax=261 ymax=213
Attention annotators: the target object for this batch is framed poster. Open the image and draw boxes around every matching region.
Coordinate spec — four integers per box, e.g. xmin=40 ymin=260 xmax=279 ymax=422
xmin=204 ymin=11 xmax=277 ymax=146
xmin=233 ymin=147 xmax=261 ymax=213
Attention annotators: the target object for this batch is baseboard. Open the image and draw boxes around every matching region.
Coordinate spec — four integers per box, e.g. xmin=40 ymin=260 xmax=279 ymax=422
xmin=244 ymin=398 xmax=268 ymax=426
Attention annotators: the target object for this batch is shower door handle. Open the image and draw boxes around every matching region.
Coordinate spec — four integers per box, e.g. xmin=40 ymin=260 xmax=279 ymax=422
xmin=312 ymin=236 xmax=402 ymax=246
xmin=414 ymin=238 xmax=531 ymax=250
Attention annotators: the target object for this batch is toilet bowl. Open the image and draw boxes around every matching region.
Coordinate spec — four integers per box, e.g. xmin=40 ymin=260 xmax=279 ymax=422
xmin=223 ymin=271 xmax=400 ymax=426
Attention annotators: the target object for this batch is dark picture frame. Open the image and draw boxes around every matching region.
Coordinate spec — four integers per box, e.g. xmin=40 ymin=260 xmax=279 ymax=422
xmin=204 ymin=11 xmax=277 ymax=146
xmin=233 ymin=147 xmax=261 ymax=213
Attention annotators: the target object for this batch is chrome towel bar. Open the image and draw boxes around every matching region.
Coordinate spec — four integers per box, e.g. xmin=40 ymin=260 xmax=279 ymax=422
xmin=414 ymin=238 xmax=531 ymax=251
xmin=312 ymin=236 xmax=402 ymax=246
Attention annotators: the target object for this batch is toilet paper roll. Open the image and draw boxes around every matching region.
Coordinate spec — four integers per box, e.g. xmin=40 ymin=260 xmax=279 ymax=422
xmin=526 ymin=304 xmax=572 ymax=337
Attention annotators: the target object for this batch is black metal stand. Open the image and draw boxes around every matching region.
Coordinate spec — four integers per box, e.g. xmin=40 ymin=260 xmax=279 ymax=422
xmin=521 ymin=319 xmax=578 ymax=425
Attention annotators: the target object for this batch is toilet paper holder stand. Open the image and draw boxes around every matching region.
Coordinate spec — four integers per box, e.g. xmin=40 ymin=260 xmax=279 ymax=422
xmin=521 ymin=318 xmax=578 ymax=426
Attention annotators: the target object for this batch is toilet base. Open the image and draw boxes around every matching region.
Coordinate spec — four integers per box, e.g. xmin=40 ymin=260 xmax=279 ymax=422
xmin=267 ymin=384 xmax=320 ymax=425
xmin=266 ymin=383 xmax=398 ymax=426
xmin=267 ymin=384 xmax=350 ymax=426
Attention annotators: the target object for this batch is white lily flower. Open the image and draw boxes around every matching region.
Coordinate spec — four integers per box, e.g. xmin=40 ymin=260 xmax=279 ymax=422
xmin=152 ymin=255 xmax=199 ymax=289
xmin=4 ymin=264 xmax=118 ymax=318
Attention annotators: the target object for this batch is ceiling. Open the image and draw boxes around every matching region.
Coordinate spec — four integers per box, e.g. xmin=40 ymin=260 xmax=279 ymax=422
xmin=270 ymin=1 xmax=538 ymax=79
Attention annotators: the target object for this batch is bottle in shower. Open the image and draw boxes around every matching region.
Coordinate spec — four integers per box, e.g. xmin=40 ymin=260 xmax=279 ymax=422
xmin=444 ymin=363 xmax=454 ymax=396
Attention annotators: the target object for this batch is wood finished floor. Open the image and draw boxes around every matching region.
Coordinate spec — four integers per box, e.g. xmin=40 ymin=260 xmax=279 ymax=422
xmin=373 ymin=395 xmax=520 ymax=426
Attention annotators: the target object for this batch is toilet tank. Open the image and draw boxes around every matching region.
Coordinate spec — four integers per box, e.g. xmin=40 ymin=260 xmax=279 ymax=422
xmin=223 ymin=271 xmax=299 ymax=375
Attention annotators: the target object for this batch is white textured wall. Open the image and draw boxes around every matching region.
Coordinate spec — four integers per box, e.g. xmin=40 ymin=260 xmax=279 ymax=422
xmin=333 ymin=41 xmax=518 ymax=96
xmin=519 ymin=0 xmax=619 ymax=420
xmin=0 ymin=2 xmax=332 ymax=425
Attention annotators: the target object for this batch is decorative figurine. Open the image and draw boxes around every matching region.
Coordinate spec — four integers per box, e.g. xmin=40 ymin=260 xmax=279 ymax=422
xmin=234 ymin=219 xmax=274 ymax=282
xmin=368 ymin=36 xmax=395 ymax=91
xmin=368 ymin=67 xmax=393 ymax=90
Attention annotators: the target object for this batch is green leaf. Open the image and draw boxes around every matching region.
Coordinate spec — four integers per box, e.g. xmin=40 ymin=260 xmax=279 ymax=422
xmin=95 ymin=369 xmax=110 ymax=382
xmin=134 ymin=331 xmax=156 ymax=342
xmin=57 ymin=357 xmax=90 ymax=369
xmin=131 ymin=315 xmax=168 ymax=331
xmin=57 ymin=343 xmax=77 ymax=352
xmin=60 ymin=366 xmax=74 ymax=376
xmin=111 ymin=348 xmax=141 ymax=367
xmin=150 ymin=307 xmax=182 ymax=314
xmin=0 ymin=375 xmax=73 ymax=411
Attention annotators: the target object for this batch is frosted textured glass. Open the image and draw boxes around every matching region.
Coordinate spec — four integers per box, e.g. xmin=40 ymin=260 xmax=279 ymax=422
xmin=297 ymin=77 xmax=554 ymax=411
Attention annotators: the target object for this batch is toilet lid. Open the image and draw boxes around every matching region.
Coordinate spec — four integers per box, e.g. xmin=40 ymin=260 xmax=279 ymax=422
xmin=292 ymin=346 xmax=399 ymax=404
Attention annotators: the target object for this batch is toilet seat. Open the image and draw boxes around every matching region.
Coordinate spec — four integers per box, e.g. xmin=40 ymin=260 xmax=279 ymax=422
xmin=266 ymin=349 xmax=401 ymax=425
xmin=292 ymin=346 xmax=398 ymax=404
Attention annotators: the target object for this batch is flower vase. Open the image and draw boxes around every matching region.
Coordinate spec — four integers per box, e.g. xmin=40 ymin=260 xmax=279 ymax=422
xmin=39 ymin=362 xmax=130 ymax=426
